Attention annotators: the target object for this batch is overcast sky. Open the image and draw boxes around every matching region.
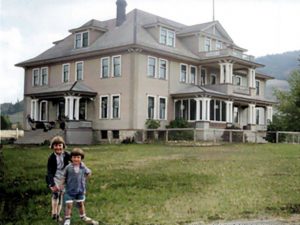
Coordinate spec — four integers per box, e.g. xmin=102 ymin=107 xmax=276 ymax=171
xmin=1 ymin=0 xmax=300 ymax=104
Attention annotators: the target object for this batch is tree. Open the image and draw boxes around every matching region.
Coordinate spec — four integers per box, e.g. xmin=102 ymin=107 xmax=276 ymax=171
xmin=273 ymin=69 xmax=300 ymax=131
xmin=0 ymin=115 xmax=12 ymax=130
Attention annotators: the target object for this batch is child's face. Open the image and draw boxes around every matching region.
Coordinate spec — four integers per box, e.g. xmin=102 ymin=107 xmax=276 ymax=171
xmin=53 ymin=143 xmax=64 ymax=155
xmin=71 ymin=155 xmax=82 ymax=165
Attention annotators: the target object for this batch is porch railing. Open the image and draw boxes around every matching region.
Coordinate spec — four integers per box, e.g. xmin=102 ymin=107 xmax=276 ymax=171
xmin=199 ymin=48 xmax=255 ymax=62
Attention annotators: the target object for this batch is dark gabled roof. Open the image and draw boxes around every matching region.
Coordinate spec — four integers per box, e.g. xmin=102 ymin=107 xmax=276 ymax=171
xmin=25 ymin=81 xmax=97 ymax=98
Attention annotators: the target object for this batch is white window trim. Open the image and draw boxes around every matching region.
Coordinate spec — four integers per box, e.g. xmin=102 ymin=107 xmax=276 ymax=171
xmin=99 ymin=95 xmax=109 ymax=119
xmin=40 ymin=67 xmax=48 ymax=86
xmin=159 ymin=27 xmax=176 ymax=47
xmin=180 ymin=63 xmax=188 ymax=83
xmin=62 ymin=63 xmax=70 ymax=83
xmin=75 ymin=61 xmax=84 ymax=81
xmin=147 ymin=95 xmax=157 ymax=119
xmin=205 ymin=37 xmax=211 ymax=51
xmin=210 ymin=73 xmax=217 ymax=84
xmin=32 ymin=68 xmax=40 ymax=87
xmin=158 ymin=96 xmax=168 ymax=120
xmin=189 ymin=65 xmax=197 ymax=84
xmin=39 ymin=100 xmax=48 ymax=121
xmin=216 ymin=40 xmax=222 ymax=50
xmin=200 ymin=68 xmax=207 ymax=85
xmin=234 ymin=75 xmax=243 ymax=86
xmin=111 ymin=94 xmax=121 ymax=119
xmin=147 ymin=56 xmax=157 ymax=78
xmin=158 ymin=58 xmax=168 ymax=80
xmin=256 ymin=80 xmax=260 ymax=96
xmin=100 ymin=57 xmax=110 ymax=78
xmin=74 ymin=31 xmax=89 ymax=49
xmin=112 ymin=55 xmax=122 ymax=77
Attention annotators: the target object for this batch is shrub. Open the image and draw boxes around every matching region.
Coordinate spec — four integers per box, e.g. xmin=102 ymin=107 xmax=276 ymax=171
xmin=145 ymin=119 xmax=160 ymax=129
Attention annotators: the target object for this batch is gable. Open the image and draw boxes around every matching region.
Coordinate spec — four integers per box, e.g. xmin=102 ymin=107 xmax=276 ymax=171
xmin=202 ymin=22 xmax=233 ymax=43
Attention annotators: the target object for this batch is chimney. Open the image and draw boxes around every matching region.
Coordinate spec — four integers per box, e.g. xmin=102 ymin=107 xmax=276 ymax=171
xmin=116 ymin=0 xmax=127 ymax=26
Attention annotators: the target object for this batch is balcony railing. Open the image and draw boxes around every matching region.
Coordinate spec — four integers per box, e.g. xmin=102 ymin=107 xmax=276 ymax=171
xmin=233 ymin=85 xmax=250 ymax=95
xmin=199 ymin=48 xmax=255 ymax=62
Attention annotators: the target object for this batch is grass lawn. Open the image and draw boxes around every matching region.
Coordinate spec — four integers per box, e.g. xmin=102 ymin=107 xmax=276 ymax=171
xmin=1 ymin=143 xmax=300 ymax=225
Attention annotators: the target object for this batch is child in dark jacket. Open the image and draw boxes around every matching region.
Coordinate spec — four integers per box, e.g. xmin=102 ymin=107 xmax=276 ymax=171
xmin=46 ymin=136 xmax=71 ymax=221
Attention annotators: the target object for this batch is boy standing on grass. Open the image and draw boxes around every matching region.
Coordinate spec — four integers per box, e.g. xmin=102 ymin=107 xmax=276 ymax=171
xmin=46 ymin=136 xmax=71 ymax=221
xmin=61 ymin=148 xmax=98 ymax=225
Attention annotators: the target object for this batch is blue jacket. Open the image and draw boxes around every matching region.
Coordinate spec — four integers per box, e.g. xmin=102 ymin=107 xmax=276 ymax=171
xmin=64 ymin=162 xmax=91 ymax=196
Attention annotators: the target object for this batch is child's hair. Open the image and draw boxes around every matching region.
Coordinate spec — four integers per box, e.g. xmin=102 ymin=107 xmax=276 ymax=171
xmin=71 ymin=148 xmax=85 ymax=160
xmin=50 ymin=136 xmax=66 ymax=149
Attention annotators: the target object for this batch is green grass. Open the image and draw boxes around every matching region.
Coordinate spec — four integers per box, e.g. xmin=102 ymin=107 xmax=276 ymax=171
xmin=1 ymin=143 xmax=300 ymax=225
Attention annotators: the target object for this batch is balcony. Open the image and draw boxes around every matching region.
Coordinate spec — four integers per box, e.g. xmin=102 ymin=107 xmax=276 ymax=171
xmin=233 ymin=85 xmax=250 ymax=95
xmin=199 ymin=48 xmax=255 ymax=62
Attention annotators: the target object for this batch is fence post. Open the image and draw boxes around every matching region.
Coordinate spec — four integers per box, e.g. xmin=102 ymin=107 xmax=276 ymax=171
xmin=276 ymin=132 xmax=279 ymax=143
xmin=242 ymin=131 xmax=245 ymax=143
xmin=166 ymin=130 xmax=168 ymax=142
xmin=229 ymin=131 xmax=232 ymax=143
xmin=213 ymin=129 xmax=216 ymax=143
xmin=255 ymin=132 xmax=257 ymax=143
xmin=193 ymin=128 xmax=196 ymax=142
xmin=16 ymin=128 xmax=19 ymax=139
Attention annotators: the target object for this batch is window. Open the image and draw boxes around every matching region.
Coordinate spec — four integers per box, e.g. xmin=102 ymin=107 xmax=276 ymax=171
xmin=79 ymin=99 xmax=87 ymax=120
xmin=159 ymin=97 xmax=167 ymax=120
xmin=147 ymin=96 xmax=155 ymax=119
xmin=112 ymin=55 xmax=121 ymax=77
xmin=205 ymin=38 xmax=211 ymax=51
xmin=234 ymin=107 xmax=239 ymax=123
xmin=147 ymin=57 xmax=157 ymax=77
xmin=101 ymin=130 xmax=108 ymax=139
xmin=189 ymin=99 xmax=196 ymax=121
xmin=235 ymin=75 xmax=242 ymax=86
xmin=160 ymin=27 xmax=175 ymax=47
xmin=41 ymin=67 xmax=48 ymax=85
xmin=75 ymin=61 xmax=83 ymax=81
xmin=180 ymin=64 xmax=187 ymax=83
xmin=210 ymin=74 xmax=216 ymax=84
xmin=256 ymin=80 xmax=260 ymax=95
xmin=75 ymin=31 xmax=88 ymax=48
xmin=32 ymin=68 xmax=39 ymax=86
xmin=62 ymin=64 xmax=70 ymax=83
xmin=159 ymin=59 xmax=167 ymax=80
xmin=256 ymin=108 xmax=260 ymax=125
xmin=210 ymin=99 xmax=226 ymax=122
xmin=100 ymin=96 xmax=109 ymax=119
xmin=39 ymin=100 xmax=48 ymax=121
xmin=111 ymin=95 xmax=120 ymax=119
xmin=216 ymin=41 xmax=222 ymax=50
xmin=190 ymin=66 xmax=197 ymax=84
xmin=100 ymin=57 xmax=110 ymax=78
xmin=201 ymin=68 xmax=206 ymax=85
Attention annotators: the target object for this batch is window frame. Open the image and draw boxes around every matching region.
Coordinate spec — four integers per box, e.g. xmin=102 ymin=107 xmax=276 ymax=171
xmin=74 ymin=31 xmax=89 ymax=49
xmin=62 ymin=63 xmax=70 ymax=83
xmin=158 ymin=96 xmax=167 ymax=120
xmin=99 ymin=95 xmax=109 ymax=119
xmin=112 ymin=55 xmax=122 ymax=77
xmin=210 ymin=73 xmax=217 ymax=85
xmin=235 ymin=75 xmax=242 ymax=86
xmin=32 ymin=68 xmax=40 ymax=87
xmin=75 ymin=61 xmax=84 ymax=81
xmin=39 ymin=100 xmax=48 ymax=121
xmin=205 ymin=37 xmax=211 ymax=52
xmin=111 ymin=94 xmax=121 ymax=119
xmin=147 ymin=56 xmax=157 ymax=78
xmin=190 ymin=65 xmax=197 ymax=84
xmin=200 ymin=68 xmax=207 ymax=85
xmin=158 ymin=58 xmax=168 ymax=80
xmin=216 ymin=40 xmax=222 ymax=50
xmin=100 ymin=57 xmax=110 ymax=79
xmin=160 ymin=27 xmax=176 ymax=47
xmin=147 ymin=95 xmax=156 ymax=119
xmin=180 ymin=63 xmax=188 ymax=83
xmin=256 ymin=80 xmax=260 ymax=96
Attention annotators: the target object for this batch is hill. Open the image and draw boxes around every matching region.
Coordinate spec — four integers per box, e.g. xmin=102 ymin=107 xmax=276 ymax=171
xmin=0 ymin=100 xmax=24 ymax=115
xmin=256 ymin=50 xmax=300 ymax=80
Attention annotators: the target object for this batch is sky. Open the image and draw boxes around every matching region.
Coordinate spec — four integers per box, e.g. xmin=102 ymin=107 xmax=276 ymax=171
xmin=0 ymin=0 xmax=300 ymax=104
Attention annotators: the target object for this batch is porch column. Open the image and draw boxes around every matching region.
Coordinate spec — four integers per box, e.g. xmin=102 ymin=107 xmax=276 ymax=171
xmin=225 ymin=101 xmax=233 ymax=123
xmin=248 ymin=68 xmax=256 ymax=88
xmin=30 ymin=99 xmax=39 ymax=120
xmin=74 ymin=97 xmax=81 ymax=120
xmin=201 ymin=97 xmax=211 ymax=121
xmin=248 ymin=104 xmax=256 ymax=124
xmin=266 ymin=106 xmax=273 ymax=124
xmin=194 ymin=98 xmax=201 ymax=121
xmin=64 ymin=96 xmax=75 ymax=120
xmin=219 ymin=63 xmax=233 ymax=84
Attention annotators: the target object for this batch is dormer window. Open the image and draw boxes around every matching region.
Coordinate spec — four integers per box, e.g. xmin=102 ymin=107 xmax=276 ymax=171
xmin=216 ymin=41 xmax=222 ymax=50
xmin=160 ymin=27 xmax=175 ymax=47
xmin=205 ymin=38 xmax=211 ymax=51
xmin=75 ymin=31 xmax=89 ymax=49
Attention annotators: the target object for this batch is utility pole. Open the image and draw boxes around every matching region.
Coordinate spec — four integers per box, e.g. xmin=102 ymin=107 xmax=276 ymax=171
xmin=213 ymin=0 xmax=215 ymax=21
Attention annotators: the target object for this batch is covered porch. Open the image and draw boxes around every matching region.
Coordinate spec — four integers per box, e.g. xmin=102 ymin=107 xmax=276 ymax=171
xmin=171 ymin=88 xmax=273 ymax=131
xmin=25 ymin=81 xmax=97 ymax=130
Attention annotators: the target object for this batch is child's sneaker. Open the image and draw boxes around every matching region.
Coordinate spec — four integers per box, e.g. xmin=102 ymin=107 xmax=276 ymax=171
xmin=63 ymin=218 xmax=71 ymax=225
xmin=81 ymin=216 xmax=99 ymax=225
